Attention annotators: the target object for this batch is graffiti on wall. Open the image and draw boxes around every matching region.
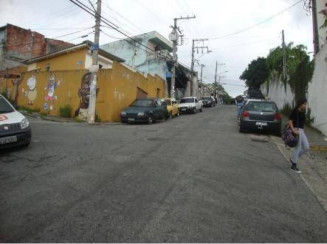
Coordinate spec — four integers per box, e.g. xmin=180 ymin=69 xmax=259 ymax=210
xmin=22 ymin=75 xmax=37 ymax=105
xmin=43 ymin=73 xmax=60 ymax=111
xmin=75 ymin=72 xmax=99 ymax=120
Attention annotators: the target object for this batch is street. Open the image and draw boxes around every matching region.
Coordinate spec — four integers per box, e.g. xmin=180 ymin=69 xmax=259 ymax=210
xmin=1 ymin=105 xmax=327 ymax=242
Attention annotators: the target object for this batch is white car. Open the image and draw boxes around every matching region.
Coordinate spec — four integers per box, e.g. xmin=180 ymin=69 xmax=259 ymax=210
xmin=0 ymin=95 xmax=31 ymax=149
xmin=178 ymin=97 xmax=203 ymax=114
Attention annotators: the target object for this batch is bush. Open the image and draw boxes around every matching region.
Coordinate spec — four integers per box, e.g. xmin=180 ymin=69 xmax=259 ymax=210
xmin=1 ymin=89 xmax=15 ymax=105
xmin=18 ymin=106 xmax=40 ymax=113
xmin=306 ymin=108 xmax=314 ymax=126
xmin=281 ymin=103 xmax=292 ymax=116
xmin=59 ymin=105 xmax=72 ymax=118
xmin=95 ymin=113 xmax=101 ymax=122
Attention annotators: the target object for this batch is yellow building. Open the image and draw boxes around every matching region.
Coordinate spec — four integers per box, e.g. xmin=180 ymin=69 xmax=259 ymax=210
xmin=1 ymin=41 xmax=166 ymax=122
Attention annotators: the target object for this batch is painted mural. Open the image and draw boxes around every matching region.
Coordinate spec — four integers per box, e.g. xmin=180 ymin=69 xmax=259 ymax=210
xmin=75 ymin=72 xmax=92 ymax=120
xmin=44 ymin=73 xmax=60 ymax=111
xmin=23 ymin=75 xmax=37 ymax=105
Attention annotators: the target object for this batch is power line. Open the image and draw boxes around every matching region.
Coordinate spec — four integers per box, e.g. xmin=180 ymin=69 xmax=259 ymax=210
xmin=210 ymin=0 xmax=303 ymax=40
xmin=102 ymin=0 xmax=145 ymax=34
xmin=69 ymin=0 xmax=171 ymax=61
xmin=133 ymin=0 xmax=170 ymax=25
xmin=101 ymin=30 xmax=124 ymax=40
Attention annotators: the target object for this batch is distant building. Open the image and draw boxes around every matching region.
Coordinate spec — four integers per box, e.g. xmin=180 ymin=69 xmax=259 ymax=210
xmin=24 ymin=40 xmax=124 ymax=71
xmin=101 ymin=31 xmax=172 ymax=80
xmin=0 ymin=24 xmax=74 ymax=71
xmin=101 ymin=31 xmax=197 ymax=98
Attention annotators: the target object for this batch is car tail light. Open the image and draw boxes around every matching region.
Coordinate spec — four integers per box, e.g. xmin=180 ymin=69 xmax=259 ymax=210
xmin=274 ymin=113 xmax=281 ymax=120
xmin=242 ymin=111 xmax=250 ymax=117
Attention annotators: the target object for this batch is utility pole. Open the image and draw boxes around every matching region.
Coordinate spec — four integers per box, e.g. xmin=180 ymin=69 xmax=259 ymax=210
xmin=190 ymin=38 xmax=211 ymax=96
xmin=169 ymin=15 xmax=196 ymax=99
xmin=214 ymin=61 xmax=225 ymax=98
xmin=282 ymin=30 xmax=287 ymax=80
xmin=88 ymin=0 xmax=101 ymax=124
xmin=200 ymin=64 xmax=205 ymax=83
xmin=312 ymin=0 xmax=320 ymax=55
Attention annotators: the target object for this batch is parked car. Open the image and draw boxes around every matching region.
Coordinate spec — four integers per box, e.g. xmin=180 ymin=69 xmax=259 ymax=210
xmin=178 ymin=97 xmax=203 ymax=114
xmin=239 ymin=99 xmax=281 ymax=136
xmin=0 ymin=95 xmax=31 ymax=149
xmin=200 ymin=96 xmax=216 ymax=107
xmin=161 ymin=98 xmax=179 ymax=118
xmin=120 ymin=98 xmax=168 ymax=124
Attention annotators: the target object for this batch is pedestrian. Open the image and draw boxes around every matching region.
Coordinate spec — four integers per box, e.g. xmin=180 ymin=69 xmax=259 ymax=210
xmin=235 ymin=95 xmax=244 ymax=119
xmin=289 ymin=98 xmax=309 ymax=173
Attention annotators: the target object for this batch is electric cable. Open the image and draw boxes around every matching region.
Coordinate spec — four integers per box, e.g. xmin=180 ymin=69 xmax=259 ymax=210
xmin=210 ymin=0 xmax=303 ymax=40
xmin=69 ymin=0 xmax=172 ymax=61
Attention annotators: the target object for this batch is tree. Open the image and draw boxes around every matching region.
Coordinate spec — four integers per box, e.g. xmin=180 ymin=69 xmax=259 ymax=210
xmin=239 ymin=57 xmax=269 ymax=89
xmin=266 ymin=43 xmax=314 ymax=101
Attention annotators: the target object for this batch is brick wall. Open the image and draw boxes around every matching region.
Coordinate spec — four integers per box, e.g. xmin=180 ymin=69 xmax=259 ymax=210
xmin=6 ymin=24 xmax=46 ymax=60
xmin=1 ymin=24 xmax=73 ymax=70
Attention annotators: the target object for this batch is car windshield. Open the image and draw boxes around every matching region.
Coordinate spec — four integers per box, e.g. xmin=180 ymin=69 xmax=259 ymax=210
xmin=0 ymin=96 xmax=15 ymax=114
xmin=245 ymin=101 xmax=277 ymax=112
xmin=131 ymin=99 xmax=154 ymax=107
xmin=180 ymin=98 xmax=194 ymax=103
xmin=201 ymin=97 xmax=211 ymax=101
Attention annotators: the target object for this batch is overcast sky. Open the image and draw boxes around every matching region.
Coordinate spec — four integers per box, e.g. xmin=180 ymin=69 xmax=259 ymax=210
xmin=0 ymin=0 xmax=314 ymax=97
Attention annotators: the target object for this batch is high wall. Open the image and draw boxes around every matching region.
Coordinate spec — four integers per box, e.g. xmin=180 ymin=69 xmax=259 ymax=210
xmin=0 ymin=61 xmax=165 ymax=122
xmin=308 ymin=44 xmax=327 ymax=136
xmin=317 ymin=0 xmax=327 ymax=48
xmin=261 ymin=75 xmax=295 ymax=110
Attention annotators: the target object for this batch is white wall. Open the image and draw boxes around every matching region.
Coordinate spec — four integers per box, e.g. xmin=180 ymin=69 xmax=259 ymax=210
xmin=261 ymin=74 xmax=294 ymax=110
xmin=317 ymin=0 xmax=327 ymax=48
xmin=85 ymin=52 xmax=113 ymax=70
xmin=308 ymin=44 xmax=327 ymax=136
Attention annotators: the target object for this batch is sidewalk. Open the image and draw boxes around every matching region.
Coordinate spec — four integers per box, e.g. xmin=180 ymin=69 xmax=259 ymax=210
xmin=22 ymin=111 xmax=121 ymax=125
xmin=271 ymin=116 xmax=327 ymax=212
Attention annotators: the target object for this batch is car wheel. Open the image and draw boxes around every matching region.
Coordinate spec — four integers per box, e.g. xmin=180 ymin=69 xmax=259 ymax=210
xmin=239 ymin=123 xmax=246 ymax=133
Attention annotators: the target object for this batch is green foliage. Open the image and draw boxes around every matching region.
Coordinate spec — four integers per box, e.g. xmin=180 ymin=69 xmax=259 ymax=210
xmin=240 ymin=57 xmax=269 ymax=89
xmin=259 ymin=43 xmax=314 ymax=102
xmin=306 ymin=107 xmax=314 ymax=126
xmin=18 ymin=106 xmax=40 ymax=113
xmin=281 ymin=103 xmax=292 ymax=116
xmin=95 ymin=113 xmax=101 ymax=122
xmin=289 ymin=56 xmax=314 ymax=102
xmin=40 ymin=111 xmax=48 ymax=117
xmin=1 ymin=89 xmax=15 ymax=105
xmin=320 ymin=9 xmax=327 ymax=28
xmin=322 ymin=18 xmax=327 ymax=29
xmin=59 ymin=105 xmax=72 ymax=118
xmin=220 ymin=93 xmax=233 ymax=104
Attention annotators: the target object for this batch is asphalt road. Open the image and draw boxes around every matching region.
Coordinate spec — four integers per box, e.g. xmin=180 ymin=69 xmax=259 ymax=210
xmin=1 ymin=105 xmax=327 ymax=242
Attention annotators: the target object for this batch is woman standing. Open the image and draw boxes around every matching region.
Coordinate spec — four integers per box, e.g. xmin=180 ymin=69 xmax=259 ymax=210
xmin=289 ymin=98 xmax=310 ymax=173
